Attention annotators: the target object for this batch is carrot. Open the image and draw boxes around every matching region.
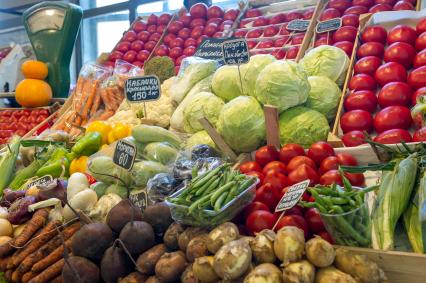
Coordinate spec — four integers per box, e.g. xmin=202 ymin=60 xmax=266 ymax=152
xmin=28 ymin=258 xmax=64 ymax=283
xmin=96 ymin=110 xmax=115 ymax=121
xmin=51 ymin=275 xmax=62 ymax=283
xmin=31 ymin=238 xmax=71 ymax=273
xmin=0 ymin=256 xmax=10 ymax=271
xmin=80 ymin=81 xmax=99 ymax=119
xmin=5 ymin=269 xmax=12 ymax=281
xmin=90 ymin=90 xmax=102 ymax=117
xmin=21 ymin=271 xmax=37 ymax=283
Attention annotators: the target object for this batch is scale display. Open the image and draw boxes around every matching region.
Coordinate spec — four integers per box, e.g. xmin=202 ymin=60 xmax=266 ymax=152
xmin=27 ymin=8 xmax=65 ymax=33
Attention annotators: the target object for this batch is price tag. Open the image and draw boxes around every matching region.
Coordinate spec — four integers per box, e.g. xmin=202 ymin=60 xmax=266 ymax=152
xmin=27 ymin=175 xmax=54 ymax=189
xmin=129 ymin=189 xmax=148 ymax=210
xmin=222 ymin=39 xmax=250 ymax=65
xmin=194 ymin=37 xmax=236 ymax=65
xmin=275 ymin=180 xmax=310 ymax=212
xmin=286 ymin=19 xmax=310 ymax=32
xmin=316 ymin=18 xmax=342 ymax=34
xmin=125 ymin=75 xmax=161 ymax=103
xmin=113 ymin=140 xmax=137 ymax=171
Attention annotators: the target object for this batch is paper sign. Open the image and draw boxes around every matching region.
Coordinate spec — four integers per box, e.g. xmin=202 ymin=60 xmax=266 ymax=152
xmin=286 ymin=19 xmax=310 ymax=32
xmin=27 ymin=175 xmax=54 ymax=189
xmin=194 ymin=37 xmax=236 ymax=65
xmin=316 ymin=18 xmax=342 ymax=34
xmin=113 ymin=140 xmax=137 ymax=171
xmin=222 ymin=39 xmax=250 ymax=65
xmin=130 ymin=189 xmax=148 ymax=210
xmin=275 ymin=180 xmax=310 ymax=212
xmin=125 ymin=75 xmax=161 ymax=103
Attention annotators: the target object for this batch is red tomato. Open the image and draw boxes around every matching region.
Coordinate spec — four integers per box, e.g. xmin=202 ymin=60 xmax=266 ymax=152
xmin=340 ymin=110 xmax=374 ymax=133
xmin=336 ymin=153 xmax=358 ymax=166
xmin=283 ymin=205 xmax=304 ymax=217
xmin=254 ymin=183 xmax=281 ymax=210
xmin=357 ymin=42 xmax=385 ymax=58
xmin=319 ymin=156 xmax=339 ymax=174
xmin=408 ymin=66 xmax=426 ymax=90
xmin=344 ymin=90 xmax=378 ymax=112
xmin=279 ymin=143 xmax=305 ymax=164
xmin=288 ymin=164 xmax=319 ymax=186
xmin=333 ymin=26 xmax=357 ymax=42
xmin=393 ymin=0 xmax=415 ymax=11
xmin=320 ymin=170 xmax=343 ymax=186
xmin=377 ymin=82 xmax=412 ymax=108
xmin=246 ymin=210 xmax=277 ymax=234
xmin=375 ymin=62 xmax=407 ymax=86
xmin=275 ymin=215 xmax=309 ymax=238
xmin=243 ymin=201 xmax=270 ymax=219
xmin=318 ymin=231 xmax=335 ymax=244
xmin=245 ymin=171 xmax=265 ymax=188
xmin=413 ymin=49 xmax=426 ymax=69
xmin=287 ymin=156 xmax=317 ymax=172
xmin=263 ymin=171 xmax=289 ymax=191
xmin=413 ymin=127 xmax=426 ymax=142
xmin=333 ymin=41 xmax=354 ymax=57
xmin=84 ymin=173 xmax=97 ymax=185
xmin=374 ymin=128 xmax=413 ymax=144
xmin=304 ymin=208 xmax=325 ymax=234
xmin=344 ymin=5 xmax=369 ymax=15
xmin=348 ymin=74 xmax=377 ymax=91
xmin=417 ymin=18 xmax=426 ymax=34
xmin=240 ymin=161 xmax=262 ymax=173
xmin=344 ymin=172 xmax=365 ymax=186
xmin=384 ymin=42 xmax=416 ymax=68
xmin=361 ymin=25 xmax=387 ymax=44
xmin=387 ymin=24 xmax=417 ymax=46
xmin=374 ymin=106 xmax=412 ymax=133
xmin=255 ymin=145 xmax=279 ymax=167
xmin=341 ymin=14 xmax=360 ymax=28
xmin=262 ymin=161 xmax=286 ymax=175
xmin=412 ymin=87 xmax=426 ymax=106
xmin=354 ymin=56 xmax=382 ymax=76
xmin=307 ymin=142 xmax=335 ymax=166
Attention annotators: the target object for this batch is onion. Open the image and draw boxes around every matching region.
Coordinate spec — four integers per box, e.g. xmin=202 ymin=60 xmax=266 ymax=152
xmin=193 ymin=256 xmax=219 ymax=283
xmin=283 ymin=260 xmax=315 ymax=283
xmin=250 ymin=229 xmax=276 ymax=264
xmin=213 ymin=239 xmax=252 ymax=280
xmin=244 ymin=263 xmax=282 ymax=283
xmin=0 ymin=219 xmax=12 ymax=237
xmin=305 ymin=236 xmax=335 ymax=267
xmin=207 ymin=222 xmax=239 ymax=254
xmin=273 ymin=226 xmax=305 ymax=266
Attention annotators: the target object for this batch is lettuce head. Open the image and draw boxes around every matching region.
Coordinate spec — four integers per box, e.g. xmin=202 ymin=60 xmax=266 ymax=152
xmin=212 ymin=65 xmax=243 ymax=101
xmin=305 ymin=76 xmax=341 ymax=121
xmin=240 ymin=54 xmax=276 ymax=97
xmin=185 ymin=131 xmax=218 ymax=150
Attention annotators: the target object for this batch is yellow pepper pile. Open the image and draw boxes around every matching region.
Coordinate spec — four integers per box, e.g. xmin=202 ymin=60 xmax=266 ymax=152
xmin=86 ymin=121 xmax=131 ymax=145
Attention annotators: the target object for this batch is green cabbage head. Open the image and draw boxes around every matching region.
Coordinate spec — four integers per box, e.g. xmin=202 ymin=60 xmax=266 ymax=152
xmin=305 ymin=76 xmax=341 ymax=121
xmin=240 ymin=54 xmax=276 ymax=97
xmin=299 ymin=45 xmax=349 ymax=86
xmin=255 ymin=60 xmax=310 ymax=113
xmin=279 ymin=106 xmax=330 ymax=148
xmin=185 ymin=130 xmax=217 ymax=150
xmin=183 ymin=92 xmax=224 ymax=133
xmin=217 ymin=96 xmax=265 ymax=153
xmin=212 ymin=65 xmax=243 ymax=101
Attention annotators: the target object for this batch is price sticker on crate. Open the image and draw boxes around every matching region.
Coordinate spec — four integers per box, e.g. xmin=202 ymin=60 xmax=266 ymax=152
xmin=113 ymin=139 xmax=137 ymax=171
xmin=286 ymin=19 xmax=310 ymax=32
xmin=275 ymin=180 xmax=310 ymax=212
xmin=125 ymin=75 xmax=161 ymax=103
xmin=316 ymin=18 xmax=342 ymax=34
xmin=27 ymin=175 xmax=54 ymax=189
xmin=222 ymin=38 xmax=250 ymax=65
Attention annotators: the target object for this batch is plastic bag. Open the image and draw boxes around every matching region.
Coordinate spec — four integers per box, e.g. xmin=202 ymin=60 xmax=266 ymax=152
xmin=147 ymin=173 xmax=181 ymax=203
xmin=142 ymin=142 xmax=178 ymax=165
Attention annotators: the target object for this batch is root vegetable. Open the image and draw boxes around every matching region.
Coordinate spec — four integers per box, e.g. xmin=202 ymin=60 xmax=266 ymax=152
xmin=244 ymin=263 xmax=282 ymax=283
xmin=274 ymin=226 xmax=305 ymax=266
xmin=13 ymin=224 xmax=26 ymax=238
xmin=0 ymin=219 xmax=12 ymax=237
xmin=305 ymin=236 xmax=335 ymax=268
xmin=181 ymin=264 xmax=199 ymax=283
xmin=107 ymin=199 xmax=143 ymax=233
xmin=146 ymin=276 xmax=160 ymax=283
xmin=186 ymin=234 xmax=209 ymax=262
xmin=119 ymin=221 xmax=155 ymax=255
xmin=119 ymin=272 xmax=148 ymax=283
xmin=178 ymin=227 xmax=208 ymax=252
xmin=0 ymin=236 xmax=11 ymax=245
xmin=137 ymin=244 xmax=168 ymax=275
xmin=163 ymin=223 xmax=185 ymax=250
xmin=207 ymin=222 xmax=239 ymax=254
xmin=315 ymin=266 xmax=357 ymax=283
xmin=62 ymin=256 xmax=100 ymax=283
xmin=32 ymin=238 xmax=71 ymax=273
xmin=250 ymin=230 xmax=276 ymax=264
xmin=142 ymin=203 xmax=173 ymax=236
xmin=100 ymin=245 xmax=133 ymax=283
xmin=193 ymin=256 xmax=219 ymax=283
xmin=72 ymin=222 xmax=113 ymax=261
xmin=334 ymin=248 xmax=381 ymax=283
xmin=28 ymin=258 xmax=64 ymax=283
xmin=283 ymin=260 xmax=315 ymax=283
xmin=155 ymin=251 xmax=187 ymax=283
xmin=213 ymin=239 xmax=252 ymax=280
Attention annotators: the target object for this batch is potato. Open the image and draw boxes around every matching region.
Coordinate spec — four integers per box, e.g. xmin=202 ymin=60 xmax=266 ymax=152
xmin=214 ymin=239 xmax=252 ymax=280
xmin=137 ymin=244 xmax=168 ymax=275
xmin=274 ymin=226 xmax=305 ymax=266
xmin=180 ymin=264 xmax=199 ymax=283
xmin=206 ymin=222 xmax=239 ymax=254
xmin=155 ymin=251 xmax=187 ymax=283
xmin=305 ymin=236 xmax=335 ymax=268
xmin=186 ymin=234 xmax=209 ymax=262
xmin=0 ymin=236 xmax=11 ymax=245
xmin=250 ymin=230 xmax=276 ymax=264
xmin=13 ymin=224 xmax=25 ymax=238
xmin=178 ymin=227 xmax=208 ymax=252
xmin=118 ymin=272 xmax=148 ymax=283
xmin=193 ymin=256 xmax=219 ymax=283
xmin=334 ymin=248 xmax=381 ymax=283
xmin=244 ymin=263 xmax=282 ymax=283
xmin=315 ymin=267 xmax=357 ymax=283
xmin=0 ymin=219 xmax=12 ymax=237
xmin=145 ymin=276 xmax=160 ymax=283
xmin=283 ymin=260 xmax=315 ymax=283
xmin=163 ymin=223 xmax=185 ymax=250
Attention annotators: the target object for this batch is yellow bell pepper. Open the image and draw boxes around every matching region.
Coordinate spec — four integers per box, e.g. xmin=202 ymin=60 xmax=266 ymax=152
xmin=69 ymin=156 xmax=89 ymax=175
xmin=107 ymin=123 xmax=132 ymax=144
xmin=86 ymin=121 xmax=112 ymax=145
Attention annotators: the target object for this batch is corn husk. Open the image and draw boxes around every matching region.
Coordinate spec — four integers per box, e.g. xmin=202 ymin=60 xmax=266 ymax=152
xmin=0 ymin=136 xmax=21 ymax=194
xmin=372 ymin=154 xmax=418 ymax=250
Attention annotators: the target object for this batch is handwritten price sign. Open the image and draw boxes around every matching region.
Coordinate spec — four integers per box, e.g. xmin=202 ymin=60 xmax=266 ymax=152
xmin=222 ymin=39 xmax=250 ymax=65
xmin=125 ymin=75 xmax=161 ymax=103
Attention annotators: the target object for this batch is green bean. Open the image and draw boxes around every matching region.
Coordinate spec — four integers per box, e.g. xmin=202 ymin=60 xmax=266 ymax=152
xmin=333 ymin=216 xmax=369 ymax=246
xmin=192 ymin=165 xmax=225 ymax=188
xmin=340 ymin=170 xmax=353 ymax=192
xmin=203 ymin=178 xmax=222 ymax=196
xmin=236 ymin=177 xmax=256 ymax=194
xmin=195 ymin=176 xmax=218 ymax=196
xmin=214 ymin=192 xmax=228 ymax=211
xmin=315 ymin=187 xmax=341 ymax=197
xmin=211 ymin=181 xmax=235 ymax=206
xmin=329 ymin=197 xmax=349 ymax=205
xmin=330 ymin=205 xmax=345 ymax=214
xmin=309 ymin=189 xmax=331 ymax=209
xmin=188 ymin=193 xmax=214 ymax=213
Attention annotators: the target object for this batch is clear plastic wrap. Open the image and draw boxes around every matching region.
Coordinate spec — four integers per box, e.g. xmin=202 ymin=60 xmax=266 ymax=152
xmin=147 ymin=173 xmax=182 ymax=203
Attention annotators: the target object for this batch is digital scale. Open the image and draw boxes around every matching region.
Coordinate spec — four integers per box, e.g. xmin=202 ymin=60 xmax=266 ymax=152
xmin=23 ymin=1 xmax=83 ymax=98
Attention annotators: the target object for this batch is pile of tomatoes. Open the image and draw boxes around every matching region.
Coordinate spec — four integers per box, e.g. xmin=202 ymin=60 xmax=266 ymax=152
xmin=341 ymin=18 xmax=426 ymax=146
xmin=0 ymin=108 xmax=50 ymax=143
xmin=237 ymin=141 xmax=363 ymax=243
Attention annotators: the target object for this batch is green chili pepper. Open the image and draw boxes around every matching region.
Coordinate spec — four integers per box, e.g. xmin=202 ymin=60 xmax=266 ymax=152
xmin=71 ymin=132 xmax=102 ymax=157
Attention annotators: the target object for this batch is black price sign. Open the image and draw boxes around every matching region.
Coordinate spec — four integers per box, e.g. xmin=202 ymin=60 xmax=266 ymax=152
xmin=125 ymin=75 xmax=161 ymax=103
xmin=222 ymin=39 xmax=250 ymax=65
xmin=113 ymin=140 xmax=137 ymax=171
xmin=194 ymin=37 xmax=236 ymax=65
xmin=27 ymin=175 xmax=54 ymax=189
xmin=130 ymin=190 xmax=148 ymax=210
xmin=275 ymin=180 xmax=310 ymax=212
xmin=316 ymin=18 xmax=342 ymax=34
xmin=286 ymin=19 xmax=310 ymax=32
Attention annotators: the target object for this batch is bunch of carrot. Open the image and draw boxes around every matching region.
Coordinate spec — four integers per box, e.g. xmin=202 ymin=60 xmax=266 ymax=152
xmin=0 ymin=208 xmax=81 ymax=283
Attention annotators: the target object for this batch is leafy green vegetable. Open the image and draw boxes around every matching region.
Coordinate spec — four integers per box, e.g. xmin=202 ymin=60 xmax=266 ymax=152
xmin=217 ymin=96 xmax=265 ymax=153
xmin=132 ymin=161 xmax=168 ymax=187
xmin=278 ymin=106 xmax=330 ymax=147
xmin=212 ymin=65 xmax=243 ymax=101
xmin=255 ymin=60 xmax=310 ymax=113
xmin=185 ymin=131 xmax=217 ymax=150
xmin=305 ymin=76 xmax=341 ymax=121
xmin=240 ymin=54 xmax=276 ymax=97
xmin=105 ymin=184 xmax=129 ymax=199
xmin=144 ymin=56 xmax=175 ymax=83
xmin=88 ymin=156 xmax=132 ymax=186
xmin=142 ymin=142 xmax=178 ymax=165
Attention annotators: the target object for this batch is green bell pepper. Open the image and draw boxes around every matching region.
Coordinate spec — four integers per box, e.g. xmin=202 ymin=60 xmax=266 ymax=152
xmin=71 ymin=132 xmax=102 ymax=157
xmin=36 ymin=147 xmax=72 ymax=178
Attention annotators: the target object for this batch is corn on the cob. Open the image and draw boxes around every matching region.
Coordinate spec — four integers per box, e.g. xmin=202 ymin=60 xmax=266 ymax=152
xmin=0 ymin=136 xmax=21 ymax=194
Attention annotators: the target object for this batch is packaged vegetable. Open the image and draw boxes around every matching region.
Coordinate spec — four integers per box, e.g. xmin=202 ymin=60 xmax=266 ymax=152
xmin=132 ymin=124 xmax=182 ymax=149
xmin=105 ymin=183 xmax=129 ymax=199
xmin=89 ymin=193 xmax=122 ymax=223
xmin=305 ymin=76 xmax=341 ymax=121
xmin=143 ymin=142 xmax=178 ymax=165
xmin=255 ymin=60 xmax=310 ymax=113
xmin=212 ymin=65 xmax=243 ymax=101
xmin=89 ymin=155 xmax=132 ymax=186
xmin=147 ymin=173 xmax=181 ymax=203
xmin=131 ymin=161 xmax=168 ymax=187
xmin=183 ymin=92 xmax=224 ymax=133
xmin=217 ymin=96 xmax=265 ymax=153
xmin=185 ymin=131 xmax=217 ymax=150
xmin=240 ymin=54 xmax=276 ymax=97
